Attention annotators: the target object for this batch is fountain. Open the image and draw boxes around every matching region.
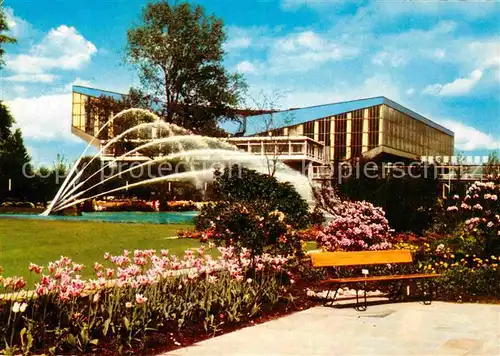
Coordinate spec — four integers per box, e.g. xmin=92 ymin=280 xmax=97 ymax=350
xmin=42 ymin=109 xmax=314 ymax=216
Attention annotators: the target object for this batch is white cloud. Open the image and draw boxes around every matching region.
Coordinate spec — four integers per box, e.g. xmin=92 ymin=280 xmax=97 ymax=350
xmin=6 ymin=93 xmax=78 ymax=142
xmin=372 ymin=50 xmax=407 ymax=68
xmin=374 ymin=1 xmax=498 ymax=20
xmin=12 ymin=85 xmax=27 ymax=96
xmin=436 ymin=119 xmax=500 ymax=151
xmin=467 ymin=41 xmax=500 ymax=70
xmin=265 ymin=30 xmax=359 ymax=74
xmin=236 ymin=60 xmax=257 ymax=74
xmin=6 ymin=25 xmax=97 ymax=75
xmin=406 ymin=88 xmax=415 ymax=96
xmin=433 ymin=49 xmax=446 ymax=59
xmin=277 ymin=75 xmax=403 ymax=109
xmin=281 ymin=0 xmax=344 ymax=11
xmin=225 ymin=26 xmax=280 ymax=52
xmin=283 ymin=0 xmax=498 ymax=19
xmin=4 ymin=7 xmax=35 ymax=39
xmin=64 ymin=77 xmax=93 ymax=91
xmin=4 ymin=73 xmax=58 ymax=83
xmin=280 ymin=0 xmax=310 ymax=9
xmin=423 ymin=69 xmax=483 ymax=96
xmin=276 ymin=31 xmax=323 ymax=51
xmin=225 ymin=37 xmax=252 ymax=50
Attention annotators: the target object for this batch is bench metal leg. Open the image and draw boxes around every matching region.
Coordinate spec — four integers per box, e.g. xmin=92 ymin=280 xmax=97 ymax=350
xmin=325 ymin=284 xmax=338 ymax=307
xmin=355 ymin=285 xmax=367 ymax=311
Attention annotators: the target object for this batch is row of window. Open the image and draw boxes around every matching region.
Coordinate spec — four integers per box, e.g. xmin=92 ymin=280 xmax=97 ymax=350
xmin=384 ymin=107 xmax=453 ymax=157
xmin=258 ymin=105 xmax=453 ymax=161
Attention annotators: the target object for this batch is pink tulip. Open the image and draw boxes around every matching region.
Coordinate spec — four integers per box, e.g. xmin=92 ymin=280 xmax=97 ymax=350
xmin=135 ymin=293 xmax=147 ymax=304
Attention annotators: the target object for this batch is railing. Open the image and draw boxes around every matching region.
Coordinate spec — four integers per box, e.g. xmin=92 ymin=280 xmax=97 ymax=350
xmin=227 ymin=136 xmax=326 ymax=163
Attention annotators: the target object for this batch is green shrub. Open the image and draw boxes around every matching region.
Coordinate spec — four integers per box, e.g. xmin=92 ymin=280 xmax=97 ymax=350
xmin=200 ymin=165 xmax=313 ymax=229
xmin=337 ymin=161 xmax=439 ymax=234
xmin=198 ymin=202 xmax=303 ymax=260
xmin=196 ymin=166 xmax=320 ymax=258
xmin=434 ymin=265 xmax=500 ymax=300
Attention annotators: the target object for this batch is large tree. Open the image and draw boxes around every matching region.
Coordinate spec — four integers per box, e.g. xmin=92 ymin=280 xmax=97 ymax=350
xmin=1 ymin=4 xmax=15 ymax=139
xmin=0 ymin=3 xmax=16 ymax=68
xmin=0 ymin=127 xmax=32 ymax=201
xmin=126 ymin=1 xmax=246 ymax=136
xmin=0 ymin=5 xmax=33 ymax=201
xmin=0 ymin=100 xmax=14 ymax=141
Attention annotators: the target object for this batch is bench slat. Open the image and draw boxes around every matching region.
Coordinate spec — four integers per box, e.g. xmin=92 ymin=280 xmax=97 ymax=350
xmin=319 ymin=273 xmax=442 ymax=284
xmin=310 ymin=250 xmax=413 ymax=267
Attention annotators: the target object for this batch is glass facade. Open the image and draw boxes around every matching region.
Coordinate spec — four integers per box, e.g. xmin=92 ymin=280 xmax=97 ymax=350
xmin=252 ymin=104 xmax=454 ymax=162
xmin=72 ymin=87 xmax=454 ymax=163
xmin=334 ymin=113 xmax=347 ymax=161
xmin=350 ymin=109 xmax=364 ymax=158
xmin=382 ymin=105 xmax=453 ymax=157
xmin=367 ymin=106 xmax=380 ymax=149
xmin=71 ymin=92 xmax=86 ymax=132
xmin=71 ymin=91 xmax=103 ymax=138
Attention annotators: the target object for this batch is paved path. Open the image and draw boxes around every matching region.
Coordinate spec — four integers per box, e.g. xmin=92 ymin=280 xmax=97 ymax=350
xmin=167 ymin=302 xmax=500 ymax=355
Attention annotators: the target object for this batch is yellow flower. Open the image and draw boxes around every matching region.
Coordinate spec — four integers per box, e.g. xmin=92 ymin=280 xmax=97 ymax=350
xmin=491 ymin=256 xmax=497 ymax=260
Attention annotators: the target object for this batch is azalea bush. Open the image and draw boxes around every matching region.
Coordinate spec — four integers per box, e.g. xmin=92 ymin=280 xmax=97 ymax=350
xmin=316 ymin=200 xmax=393 ymax=251
xmin=446 ymin=181 xmax=500 ymax=256
xmin=0 ymin=247 xmax=294 ymax=354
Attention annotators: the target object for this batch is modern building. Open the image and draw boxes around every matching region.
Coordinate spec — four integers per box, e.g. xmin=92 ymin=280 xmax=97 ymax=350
xmin=226 ymin=96 xmax=454 ymax=180
xmin=71 ymin=85 xmax=124 ymax=147
xmin=71 ymin=86 xmax=454 ymax=180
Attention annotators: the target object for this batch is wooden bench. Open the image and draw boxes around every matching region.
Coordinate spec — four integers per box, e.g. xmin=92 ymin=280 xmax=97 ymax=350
xmin=310 ymin=250 xmax=441 ymax=311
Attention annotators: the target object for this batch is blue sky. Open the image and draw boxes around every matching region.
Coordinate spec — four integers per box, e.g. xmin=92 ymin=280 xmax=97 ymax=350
xmin=1 ymin=0 xmax=499 ymax=167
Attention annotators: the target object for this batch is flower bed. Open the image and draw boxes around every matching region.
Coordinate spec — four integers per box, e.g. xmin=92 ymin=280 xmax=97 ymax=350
xmin=446 ymin=181 xmax=500 ymax=256
xmin=0 ymin=247 xmax=301 ymax=354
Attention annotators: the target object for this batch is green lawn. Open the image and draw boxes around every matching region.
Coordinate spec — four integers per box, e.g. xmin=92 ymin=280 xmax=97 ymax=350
xmin=0 ymin=218 xmax=197 ymax=284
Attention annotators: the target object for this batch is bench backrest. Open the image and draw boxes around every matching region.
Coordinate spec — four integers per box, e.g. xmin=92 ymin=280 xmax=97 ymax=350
xmin=310 ymin=250 xmax=413 ymax=267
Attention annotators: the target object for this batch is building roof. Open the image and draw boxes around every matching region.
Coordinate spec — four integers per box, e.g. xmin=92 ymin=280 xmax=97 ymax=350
xmin=242 ymin=96 xmax=454 ymax=137
xmin=73 ymin=85 xmax=125 ymax=101
xmin=72 ymin=85 xmax=275 ymax=118
xmin=71 ymin=86 xmax=453 ymax=138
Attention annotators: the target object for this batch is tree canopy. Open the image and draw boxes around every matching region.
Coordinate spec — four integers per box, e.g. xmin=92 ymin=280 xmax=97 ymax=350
xmin=0 ymin=6 xmax=34 ymax=202
xmin=0 ymin=100 xmax=14 ymax=141
xmin=0 ymin=4 xmax=16 ymax=68
xmin=125 ymin=1 xmax=246 ymax=136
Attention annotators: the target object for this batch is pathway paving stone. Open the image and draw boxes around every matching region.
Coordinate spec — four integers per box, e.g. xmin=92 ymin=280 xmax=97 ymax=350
xmin=166 ymin=302 xmax=500 ymax=355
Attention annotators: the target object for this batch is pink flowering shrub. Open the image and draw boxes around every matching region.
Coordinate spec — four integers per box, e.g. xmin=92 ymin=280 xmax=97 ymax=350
xmin=447 ymin=181 xmax=500 ymax=255
xmin=316 ymin=200 xmax=393 ymax=251
xmin=0 ymin=247 xmax=294 ymax=354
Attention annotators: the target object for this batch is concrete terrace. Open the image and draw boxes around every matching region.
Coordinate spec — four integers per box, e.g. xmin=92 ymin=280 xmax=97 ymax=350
xmin=168 ymin=302 xmax=500 ymax=355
